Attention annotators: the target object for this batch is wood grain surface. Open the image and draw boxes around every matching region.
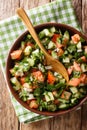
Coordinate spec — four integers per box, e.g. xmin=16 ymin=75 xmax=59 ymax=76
xmin=0 ymin=0 xmax=87 ymax=130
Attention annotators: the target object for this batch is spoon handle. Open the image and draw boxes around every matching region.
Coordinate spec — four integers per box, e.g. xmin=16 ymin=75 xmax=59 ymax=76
xmin=16 ymin=8 xmax=51 ymax=59
xmin=16 ymin=8 xmax=69 ymax=82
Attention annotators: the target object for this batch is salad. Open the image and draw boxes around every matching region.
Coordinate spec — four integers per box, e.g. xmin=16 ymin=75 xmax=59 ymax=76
xmin=10 ymin=27 xmax=87 ymax=112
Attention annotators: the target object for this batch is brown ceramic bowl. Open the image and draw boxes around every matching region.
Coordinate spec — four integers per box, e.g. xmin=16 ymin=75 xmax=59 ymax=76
xmin=6 ymin=22 xmax=87 ymax=116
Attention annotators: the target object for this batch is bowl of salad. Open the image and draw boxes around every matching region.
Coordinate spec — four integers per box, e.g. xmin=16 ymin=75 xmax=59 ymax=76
xmin=6 ymin=22 xmax=87 ymax=116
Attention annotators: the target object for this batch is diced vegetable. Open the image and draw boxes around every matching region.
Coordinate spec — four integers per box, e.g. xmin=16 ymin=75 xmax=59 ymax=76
xmin=57 ymin=48 xmax=64 ymax=57
xmin=38 ymin=63 xmax=45 ymax=72
xmin=61 ymin=91 xmax=71 ymax=100
xmin=58 ymin=98 xmax=69 ymax=104
xmin=70 ymin=87 xmax=78 ymax=94
xmin=77 ymin=42 xmax=82 ymax=49
xmin=71 ymin=34 xmax=80 ymax=44
xmin=52 ymin=34 xmax=60 ymax=43
xmin=47 ymin=71 xmax=56 ymax=84
xmin=68 ymin=78 xmax=81 ymax=87
xmin=19 ymin=89 xmax=29 ymax=101
xmin=48 ymin=41 xmax=55 ymax=49
xmin=23 ymin=83 xmax=33 ymax=92
xmin=39 ymin=28 xmax=53 ymax=39
xmin=24 ymin=46 xmax=32 ymax=56
xmin=62 ymin=31 xmax=69 ymax=45
xmin=27 ymin=58 xmax=35 ymax=67
xmin=58 ymin=103 xmax=70 ymax=109
xmin=44 ymin=92 xmax=54 ymax=102
xmin=10 ymin=77 xmax=21 ymax=90
xmin=51 ymin=51 xmax=58 ymax=59
xmin=73 ymin=61 xmax=81 ymax=72
xmin=10 ymin=50 xmax=22 ymax=60
xmin=29 ymin=100 xmax=39 ymax=109
xmin=47 ymin=104 xmax=57 ymax=111
xmin=81 ymin=63 xmax=87 ymax=72
xmin=50 ymin=26 xmax=56 ymax=33
xmin=32 ymin=70 xmax=44 ymax=82
xmin=63 ymin=57 xmax=70 ymax=63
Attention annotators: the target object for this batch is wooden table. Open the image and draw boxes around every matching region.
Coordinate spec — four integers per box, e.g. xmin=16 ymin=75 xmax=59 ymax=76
xmin=0 ymin=0 xmax=87 ymax=130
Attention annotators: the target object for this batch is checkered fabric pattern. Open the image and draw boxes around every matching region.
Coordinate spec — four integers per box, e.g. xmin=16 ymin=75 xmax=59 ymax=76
xmin=0 ymin=0 xmax=81 ymax=123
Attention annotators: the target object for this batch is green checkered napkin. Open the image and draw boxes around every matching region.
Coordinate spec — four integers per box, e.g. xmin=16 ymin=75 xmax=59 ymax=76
xmin=0 ymin=0 xmax=81 ymax=123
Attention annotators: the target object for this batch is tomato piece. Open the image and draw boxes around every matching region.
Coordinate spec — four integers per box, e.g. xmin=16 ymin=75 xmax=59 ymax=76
xmin=10 ymin=50 xmax=22 ymax=60
xmin=80 ymin=74 xmax=86 ymax=83
xmin=32 ymin=71 xmax=44 ymax=82
xmin=71 ymin=34 xmax=80 ymax=44
xmin=67 ymin=66 xmax=74 ymax=75
xmin=68 ymin=78 xmax=81 ymax=87
xmin=57 ymin=48 xmax=64 ymax=56
xmin=47 ymin=71 xmax=56 ymax=84
xmin=73 ymin=61 xmax=81 ymax=72
xmin=56 ymin=42 xmax=63 ymax=48
xmin=52 ymin=34 xmax=60 ymax=43
xmin=29 ymin=100 xmax=38 ymax=109
xmin=81 ymin=56 xmax=87 ymax=62
xmin=52 ymin=34 xmax=64 ymax=48
xmin=52 ymin=90 xmax=58 ymax=97
xmin=20 ymin=77 xmax=26 ymax=85
xmin=26 ymin=42 xmax=34 ymax=47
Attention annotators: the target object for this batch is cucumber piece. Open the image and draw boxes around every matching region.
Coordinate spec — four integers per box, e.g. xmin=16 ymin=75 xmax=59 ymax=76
xmin=51 ymin=51 xmax=57 ymax=59
xmin=63 ymin=57 xmax=70 ymax=63
xmin=32 ymin=49 xmax=39 ymax=57
xmin=38 ymin=63 xmax=45 ymax=72
xmin=63 ymin=31 xmax=70 ymax=40
xmin=24 ymin=46 xmax=32 ymax=56
xmin=21 ymin=41 xmax=25 ymax=50
xmin=67 ymin=44 xmax=76 ymax=54
xmin=77 ymin=49 xmax=82 ymax=52
xmin=11 ymin=77 xmax=20 ymax=86
xmin=15 ymin=68 xmax=24 ymax=76
xmin=70 ymin=87 xmax=78 ymax=94
xmin=50 ymin=27 xmax=56 ymax=33
xmin=47 ymin=104 xmax=57 ymax=111
xmin=10 ymin=68 xmax=16 ymax=76
xmin=10 ymin=77 xmax=21 ymax=90
xmin=71 ymin=98 xmax=78 ymax=104
xmin=39 ymin=28 xmax=53 ymax=39
xmin=19 ymin=89 xmax=29 ymax=101
xmin=81 ymin=63 xmax=87 ymax=72
xmin=60 ymin=79 xmax=66 ymax=83
xmin=77 ymin=42 xmax=82 ymax=49
xmin=77 ymin=42 xmax=82 ymax=52
xmin=58 ymin=103 xmax=70 ymax=109
xmin=27 ymin=58 xmax=35 ymax=67
xmin=44 ymin=92 xmax=54 ymax=102
xmin=58 ymin=98 xmax=69 ymax=103
xmin=72 ymin=92 xmax=81 ymax=98
xmin=48 ymin=41 xmax=55 ymax=49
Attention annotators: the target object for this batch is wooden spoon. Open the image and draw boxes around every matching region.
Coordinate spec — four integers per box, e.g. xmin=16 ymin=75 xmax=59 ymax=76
xmin=16 ymin=8 xmax=69 ymax=82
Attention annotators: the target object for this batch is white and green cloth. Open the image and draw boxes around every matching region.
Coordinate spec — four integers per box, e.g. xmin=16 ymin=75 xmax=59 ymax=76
xmin=0 ymin=0 xmax=81 ymax=123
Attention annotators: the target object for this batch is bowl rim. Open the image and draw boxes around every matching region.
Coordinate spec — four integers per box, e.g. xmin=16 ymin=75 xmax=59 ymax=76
xmin=6 ymin=22 xmax=87 ymax=116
